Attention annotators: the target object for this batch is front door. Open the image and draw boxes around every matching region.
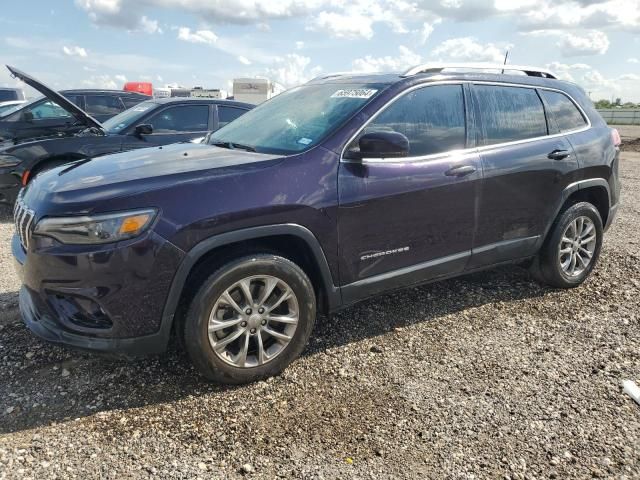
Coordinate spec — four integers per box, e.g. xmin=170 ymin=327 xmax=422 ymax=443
xmin=338 ymin=83 xmax=481 ymax=303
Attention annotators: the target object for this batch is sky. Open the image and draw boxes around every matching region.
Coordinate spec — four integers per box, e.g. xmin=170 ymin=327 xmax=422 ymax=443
xmin=0 ymin=0 xmax=639 ymax=101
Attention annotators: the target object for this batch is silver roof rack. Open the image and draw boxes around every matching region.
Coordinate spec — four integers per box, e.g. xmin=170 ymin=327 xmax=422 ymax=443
xmin=402 ymin=62 xmax=557 ymax=79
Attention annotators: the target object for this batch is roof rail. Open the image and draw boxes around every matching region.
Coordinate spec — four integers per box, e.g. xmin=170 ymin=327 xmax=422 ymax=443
xmin=402 ymin=62 xmax=557 ymax=79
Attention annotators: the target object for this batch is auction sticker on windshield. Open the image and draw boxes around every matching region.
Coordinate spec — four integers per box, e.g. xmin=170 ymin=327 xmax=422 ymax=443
xmin=331 ymin=89 xmax=378 ymax=99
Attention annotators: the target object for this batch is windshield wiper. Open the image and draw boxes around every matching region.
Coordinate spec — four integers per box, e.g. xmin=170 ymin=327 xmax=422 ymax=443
xmin=212 ymin=141 xmax=256 ymax=152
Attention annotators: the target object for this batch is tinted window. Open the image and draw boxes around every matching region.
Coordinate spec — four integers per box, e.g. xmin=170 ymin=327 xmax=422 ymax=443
xmin=28 ymin=100 xmax=71 ymax=119
xmin=0 ymin=90 xmax=18 ymax=102
xmin=218 ymin=106 xmax=247 ymax=128
xmin=147 ymin=105 xmax=209 ymax=133
xmin=474 ymin=85 xmax=547 ymax=145
xmin=63 ymin=95 xmax=83 ymax=108
xmin=539 ymin=90 xmax=586 ymax=132
xmin=354 ymin=84 xmax=466 ymax=157
xmin=122 ymin=96 xmax=146 ymax=109
xmin=85 ymin=95 xmax=124 ymax=116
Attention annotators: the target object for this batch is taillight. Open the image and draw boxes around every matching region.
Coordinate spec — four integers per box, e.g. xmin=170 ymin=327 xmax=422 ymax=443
xmin=611 ymin=128 xmax=621 ymax=147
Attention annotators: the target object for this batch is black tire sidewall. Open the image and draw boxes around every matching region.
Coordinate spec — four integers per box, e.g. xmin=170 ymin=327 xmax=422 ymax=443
xmin=540 ymin=202 xmax=603 ymax=288
xmin=184 ymin=254 xmax=316 ymax=383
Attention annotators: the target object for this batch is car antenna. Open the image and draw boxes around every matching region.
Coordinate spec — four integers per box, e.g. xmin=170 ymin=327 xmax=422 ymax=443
xmin=501 ymin=50 xmax=509 ymax=74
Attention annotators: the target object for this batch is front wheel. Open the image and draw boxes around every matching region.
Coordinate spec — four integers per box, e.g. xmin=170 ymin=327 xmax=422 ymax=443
xmin=533 ymin=202 xmax=603 ymax=288
xmin=183 ymin=254 xmax=316 ymax=384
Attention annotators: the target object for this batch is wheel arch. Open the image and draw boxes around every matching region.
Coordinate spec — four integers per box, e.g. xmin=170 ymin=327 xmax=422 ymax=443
xmin=541 ymin=178 xmax=610 ymax=248
xmin=161 ymin=224 xmax=341 ymax=343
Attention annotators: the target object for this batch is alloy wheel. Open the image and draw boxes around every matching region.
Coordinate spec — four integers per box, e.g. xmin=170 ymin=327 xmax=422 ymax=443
xmin=559 ymin=215 xmax=597 ymax=277
xmin=207 ymin=275 xmax=299 ymax=368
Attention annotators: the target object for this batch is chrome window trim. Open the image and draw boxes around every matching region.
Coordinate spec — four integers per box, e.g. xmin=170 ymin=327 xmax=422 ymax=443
xmin=340 ymin=80 xmax=591 ymax=165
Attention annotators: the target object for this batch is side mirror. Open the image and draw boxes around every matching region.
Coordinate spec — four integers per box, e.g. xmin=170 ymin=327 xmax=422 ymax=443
xmin=348 ymin=131 xmax=410 ymax=160
xmin=134 ymin=124 xmax=153 ymax=136
xmin=22 ymin=110 xmax=34 ymax=122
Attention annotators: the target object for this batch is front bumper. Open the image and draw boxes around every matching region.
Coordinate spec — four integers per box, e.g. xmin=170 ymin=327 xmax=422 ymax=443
xmin=13 ymin=230 xmax=185 ymax=355
xmin=0 ymin=167 xmax=21 ymax=205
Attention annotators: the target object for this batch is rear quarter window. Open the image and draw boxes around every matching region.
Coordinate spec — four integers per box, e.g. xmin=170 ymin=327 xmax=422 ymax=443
xmin=473 ymin=85 xmax=547 ymax=146
xmin=539 ymin=90 xmax=587 ymax=133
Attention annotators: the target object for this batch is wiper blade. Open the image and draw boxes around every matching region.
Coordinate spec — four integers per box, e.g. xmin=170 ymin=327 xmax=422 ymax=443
xmin=212 ymin=141 xmax=255 ymax=152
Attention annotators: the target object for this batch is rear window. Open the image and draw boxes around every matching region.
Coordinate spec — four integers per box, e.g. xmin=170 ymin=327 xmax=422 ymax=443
xmin=539 ymin=90 xmax=587 ymax=133
xmin=474 ymin=85 xmax=547 ymax=146
xmin=85 ymin=95 xmax=124 ymax=116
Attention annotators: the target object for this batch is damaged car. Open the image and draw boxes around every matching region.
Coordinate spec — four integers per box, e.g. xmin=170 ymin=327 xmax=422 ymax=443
xmin=0 ymin=66 xmax=252 ymax=204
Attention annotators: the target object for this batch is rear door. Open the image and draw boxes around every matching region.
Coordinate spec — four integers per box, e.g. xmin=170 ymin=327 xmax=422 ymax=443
xmin=338 ymin=83 xmax=481 ymax=302
xmin=214 ymin=105 xmax=250 ymax=131
xmin=85 ymin=95 xmax=126 ymax=122
xmin=469 ymin=83 xmax=578 ymax=268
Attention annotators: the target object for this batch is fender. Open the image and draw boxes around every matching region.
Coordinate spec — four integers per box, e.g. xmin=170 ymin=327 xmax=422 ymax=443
xmin=538 ymin=178 xmax=611 ymax=248
xmin=156 ymin=224 xmax=342 ymax=346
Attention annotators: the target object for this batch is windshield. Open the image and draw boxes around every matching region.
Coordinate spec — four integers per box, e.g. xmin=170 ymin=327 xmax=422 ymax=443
xmin=0 ymin=102 xmax=23 ymax=115
xmin=102 ymin=101 xmax=157 ymax=133
xmin=208 ymin=83 xmax=386 ymax=154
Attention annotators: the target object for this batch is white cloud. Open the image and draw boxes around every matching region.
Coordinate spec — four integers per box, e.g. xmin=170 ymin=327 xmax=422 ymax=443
xmin=557 ymin=30 xmax=609 ymax=56
xmin=237 ymin=55 xmax=251 ymax=65
xmin=628 ymin=58 xmax=639 ymax=64
xmin=431 ymin=37 xmax=511 ymax=63
xmin=139 ymin=15 xmax=162 ymax=34
xmin=352 ymin=46 xmax=422 ymax=73
xmin=310 ymin=11 xmax=374 ymax=39
xmin=177 ymin=27 xmax=218 ymax=45
xmin=114 ymin=74 xmax=127 ymax=83
xmin=62 ymin=45 xmax=88 ymax=57
xmin=264 ymin=53 xmax=321 ymax=87
xmin=82 ymin=74 xmax=119 ymax=89
xmin=416 ymin=21 xmax=438 ymax=46
xmin=295 ymin=41 xmax=304 ymax=50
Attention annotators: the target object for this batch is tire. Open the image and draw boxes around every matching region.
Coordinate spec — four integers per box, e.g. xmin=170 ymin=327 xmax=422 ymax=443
xmin=183 ymin=254 xmax=316 ymax=384
xmin=533 ymin=202 xmax=603 ymax=288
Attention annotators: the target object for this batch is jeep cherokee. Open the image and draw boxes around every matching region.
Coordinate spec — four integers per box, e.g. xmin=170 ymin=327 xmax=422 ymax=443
xmin=12 ymin=63 xmax=621 ymax=383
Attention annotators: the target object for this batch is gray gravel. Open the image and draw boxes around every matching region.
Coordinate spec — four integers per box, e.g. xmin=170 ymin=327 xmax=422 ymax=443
xmin=1 ymin=153 xmax=640 ymax=479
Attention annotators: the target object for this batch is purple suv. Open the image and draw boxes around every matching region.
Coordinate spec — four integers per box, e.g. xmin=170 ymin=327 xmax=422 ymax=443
xmin=12 ymin=64 xmax=621 ymax=383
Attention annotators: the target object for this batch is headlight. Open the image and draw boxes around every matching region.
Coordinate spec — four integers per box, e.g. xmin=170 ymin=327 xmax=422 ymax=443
xmin=34 ymin=209 xmax=158 ymax=245
xmin=0 ymin=154 xmax=20 ymax=168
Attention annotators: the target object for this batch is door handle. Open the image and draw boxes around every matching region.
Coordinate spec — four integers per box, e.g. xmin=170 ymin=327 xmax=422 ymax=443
xmin=548 ymin=149 xmax=571 ymax=160
xmin=445 ymin=165 xmax=476 ymax=177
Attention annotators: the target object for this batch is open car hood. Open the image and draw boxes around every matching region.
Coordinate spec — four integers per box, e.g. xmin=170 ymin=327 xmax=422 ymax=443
xmin=6 ymin=65 xmax=104 ymax=131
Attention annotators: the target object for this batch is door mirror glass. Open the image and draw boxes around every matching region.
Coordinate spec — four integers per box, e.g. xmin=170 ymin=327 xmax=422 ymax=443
xmin=350 ymin=131 xmax=409 ymax=160
xmin=135 ymin=123 xmax=153 ymax=136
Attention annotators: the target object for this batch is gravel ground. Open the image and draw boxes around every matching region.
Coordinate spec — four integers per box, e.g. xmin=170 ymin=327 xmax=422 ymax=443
xmin=1 ymin=153 xmax=640 ymax=479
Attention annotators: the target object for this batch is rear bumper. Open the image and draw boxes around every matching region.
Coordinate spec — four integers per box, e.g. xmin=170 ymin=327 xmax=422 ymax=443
xmin=13 ymin=230 xmax=185 ymax=355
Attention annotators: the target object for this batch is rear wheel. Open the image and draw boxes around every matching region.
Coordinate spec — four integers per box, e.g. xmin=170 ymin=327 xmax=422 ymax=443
xmin=183 ymin=254 xmax=316 ymax=383
xmin=533 ymin=202 xmax=603 ymax=288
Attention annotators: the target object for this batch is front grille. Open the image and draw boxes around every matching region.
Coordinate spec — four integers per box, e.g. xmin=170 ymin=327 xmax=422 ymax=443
xmin=13 ymin=196 xmax=35 ymax=250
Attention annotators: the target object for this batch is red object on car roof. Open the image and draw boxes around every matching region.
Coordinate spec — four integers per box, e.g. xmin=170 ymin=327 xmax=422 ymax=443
xmin=123 ymin=82 xmax=153 ymax=97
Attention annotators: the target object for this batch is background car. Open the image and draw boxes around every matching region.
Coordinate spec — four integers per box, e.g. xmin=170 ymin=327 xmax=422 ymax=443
xmin=0 ymin=87 xmax=25 ymax=102
xmin=0 ymin=85 xmax=150 ymax=142
xmin=0 ymin=66 xmax=253 ymax=204
xmin=0 ymin=100 xmax=26 ymax=115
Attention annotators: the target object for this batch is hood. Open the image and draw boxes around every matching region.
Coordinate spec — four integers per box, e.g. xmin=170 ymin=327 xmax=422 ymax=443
xmin=23 ymin=142 xmax=282 ymax=208
xmin=6 ymin=65 xmax=104 ymax=131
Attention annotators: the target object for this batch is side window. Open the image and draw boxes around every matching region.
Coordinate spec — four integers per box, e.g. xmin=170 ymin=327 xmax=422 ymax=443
xmin=85 ymin=95 xmax=124 ymax=116
xmin=63 ymin=95 xmax=83 ymax=108
xmin=352 ymin=84 xmax=466 ymax=157
xmin=539 ymin=90 xmax=587 ymax=133
xmin=218 ymin=106 xmax=247 ymax=128
xmin=473 ymin=85 xmax=547 ymax=145
xmin=146 ymin=105 xmax=209 ymax=133
xmin=122 ymin=96 xmax=144 ymax=109
xmin=28 ymin=100 xmax=71 ymax=120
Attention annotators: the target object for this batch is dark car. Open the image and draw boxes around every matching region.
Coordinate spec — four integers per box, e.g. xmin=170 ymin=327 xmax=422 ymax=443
xmin=0 ymin=75 xmax=150 ymax=143
xmin=12 ymin=63 xmax=620 ymax=384
xmin=0 ymin=87 xmax=25 ymax=102
xmin=0 ymin=66 xmax=252 ymax=204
